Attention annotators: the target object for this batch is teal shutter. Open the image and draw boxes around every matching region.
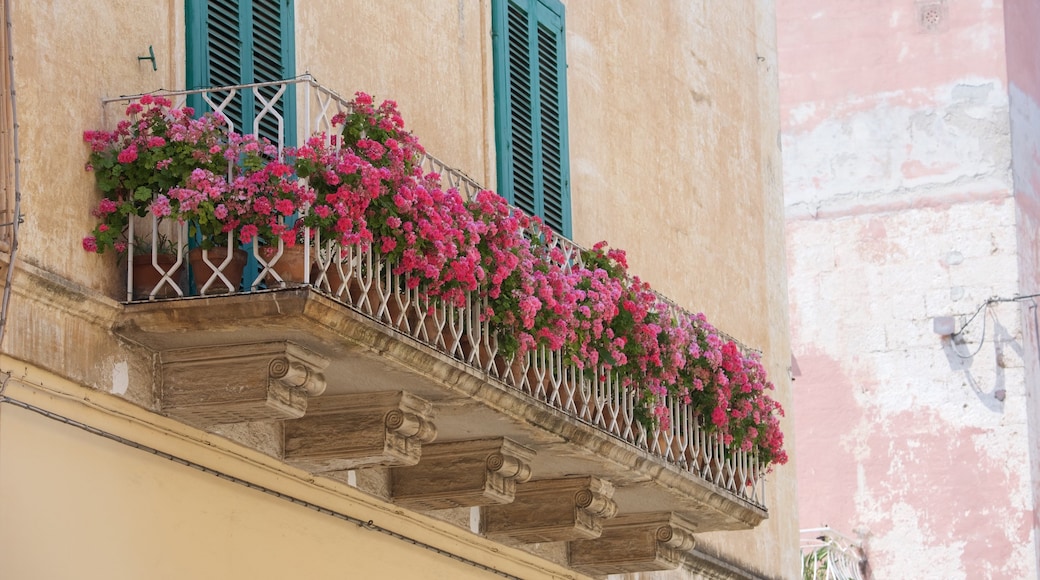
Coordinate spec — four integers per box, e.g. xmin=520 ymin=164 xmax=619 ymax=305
xmin=185 ymin=0 xmax=296 ymax=146
xmin=493 ymin=0 xmax=571 ymax=237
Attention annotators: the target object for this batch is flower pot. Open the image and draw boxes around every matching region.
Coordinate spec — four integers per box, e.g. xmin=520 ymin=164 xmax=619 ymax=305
xmin=311 ymin=246 xmax=350 ymax=298
xmin=188 ymin=247 xmax=247 ymax=295
xmin=132 ymin=254 xmax=184 ymax=300
xmin=316 ymin=264 xmax=348 ymax=298
xmin=355 ymin=277 xmax=406 ymax=325
xmin=260 ymin=244 xmax=309 ymax=286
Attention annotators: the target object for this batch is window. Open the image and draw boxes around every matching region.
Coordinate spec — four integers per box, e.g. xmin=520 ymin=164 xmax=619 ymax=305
xmin=492 ymin=0 xmax=571 ymax=237
xmin=185 ymin=0 xmax=296 ymax=146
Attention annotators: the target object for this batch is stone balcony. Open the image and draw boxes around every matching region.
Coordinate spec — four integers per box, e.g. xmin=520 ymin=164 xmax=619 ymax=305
xmin=104 ymin=77 xmax=768 ymax=575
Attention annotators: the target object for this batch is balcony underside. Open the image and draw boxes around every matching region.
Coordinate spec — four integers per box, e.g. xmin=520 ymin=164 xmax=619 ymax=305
xmin=114 ymin=287 xmax=765 ymax=535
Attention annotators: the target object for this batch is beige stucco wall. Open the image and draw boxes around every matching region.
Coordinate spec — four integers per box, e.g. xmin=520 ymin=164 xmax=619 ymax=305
xmin=14 ymin=1 xmax=184 ymax=296
xmin=3 ymin=0 xmax=796 ymax=577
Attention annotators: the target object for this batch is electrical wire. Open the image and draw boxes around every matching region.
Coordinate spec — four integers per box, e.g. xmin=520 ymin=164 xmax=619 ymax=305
xmin=949 ymin=293 xmax=1040 ymax=359
xmin=950 ymin=306 xmax=988 ymax=359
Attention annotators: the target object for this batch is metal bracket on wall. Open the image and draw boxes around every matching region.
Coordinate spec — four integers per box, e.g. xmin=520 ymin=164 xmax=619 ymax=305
xmin=137 ymin=45 xmax=156 ymax=71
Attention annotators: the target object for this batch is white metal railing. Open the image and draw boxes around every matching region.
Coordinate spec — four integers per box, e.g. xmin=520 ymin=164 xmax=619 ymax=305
xmin=801 ymin=528 xmax=866 ymax=580
xmin=101 ymin=76 xmax=767 ymax=508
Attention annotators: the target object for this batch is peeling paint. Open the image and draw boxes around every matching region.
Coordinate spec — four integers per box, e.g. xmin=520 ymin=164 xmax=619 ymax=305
xmin=782 ymin=80 xmax=1011 ymax=213
xmin=791 ymin=350 xmax=863 ymax=534
xmin=859 ymin=410 xmax=1032 ymax=578
xmin=780 ymin=1 xmax=1039 ymax=577
xmin=110 ymin=362 xmax=129 ymax=396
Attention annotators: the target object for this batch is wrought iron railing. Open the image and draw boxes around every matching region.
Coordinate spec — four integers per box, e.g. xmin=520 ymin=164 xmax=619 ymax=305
xmin=101 ymin=76 xmax=767 ymax=508
xmin=800 ymin=528 xmax=866 ymax=580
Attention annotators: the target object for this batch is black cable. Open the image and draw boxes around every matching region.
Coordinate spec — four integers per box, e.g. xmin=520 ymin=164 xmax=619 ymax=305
xmin=949 ymin=293 xmax=1040 ymax=359
xmin=950 ymin=304 xmax=988 ymax=359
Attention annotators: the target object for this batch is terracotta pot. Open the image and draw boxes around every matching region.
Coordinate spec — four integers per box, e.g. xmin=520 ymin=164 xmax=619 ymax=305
xmin=310 ymin=250 xmax=353 ymax=298
xmin=188 ymin=247 xmax=247 ymax=295
xmin=260 ymin=244 xmax=309 ymax=285
xmin=132 ymin=254 xmax=184 ymax=300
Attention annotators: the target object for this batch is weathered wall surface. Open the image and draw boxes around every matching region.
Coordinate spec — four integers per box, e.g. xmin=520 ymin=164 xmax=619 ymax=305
xmin=1006 ymin=0 xmax=1040 ymax=573
xmin=780 ymin=0 xmax=1039 ymax=577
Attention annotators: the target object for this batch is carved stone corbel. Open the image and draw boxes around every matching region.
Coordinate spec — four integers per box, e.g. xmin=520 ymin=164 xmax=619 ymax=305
xmin=568 ymin=512 xmax=698 ymax=575
xmin=391 ymin=438 xmax=535 ymax=510
xmin=484 ymin=476 xmax=617 ymax=543
xmin=283 ymin=391 xmax=436 ymax=472
xmin=160 ymin=341 xmax=328 ymax=426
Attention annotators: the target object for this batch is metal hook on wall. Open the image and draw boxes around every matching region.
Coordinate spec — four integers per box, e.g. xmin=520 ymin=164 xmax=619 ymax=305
xmin=137 ymin=45 xmax=156 ymax=71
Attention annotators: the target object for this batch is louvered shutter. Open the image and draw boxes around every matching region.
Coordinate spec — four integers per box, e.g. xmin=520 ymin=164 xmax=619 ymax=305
xmin=493 ymin=0 xmax=571 ymax=237
xmin=504 ymin=1 xmax=537 ymax=225
xmin=202 ymin=0 xmax=245 ymax=132
xmin=186 ymin=0 xmax=296 ymax=146
xmin=250 ymin=0 xmax=293 ymax=143
xmin=533 ymin=1 xmax=568 ymax=236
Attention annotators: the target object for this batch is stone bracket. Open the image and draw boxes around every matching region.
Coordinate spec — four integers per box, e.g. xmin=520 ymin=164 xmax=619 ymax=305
xmin=484 ymin=476 xmax=617 ymax=543
xmin=391 ymin=438 xmax=535 ymax=510
xmin=283 ymin=391 xmax=436 ymax=472
xmin=568 ymin=512 xmax=698 ymax=575
xmin=160 ymin=341 xmax=328 ymax=426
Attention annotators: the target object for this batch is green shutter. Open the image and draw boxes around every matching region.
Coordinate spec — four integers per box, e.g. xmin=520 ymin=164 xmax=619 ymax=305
xmin=185 ymin=0 xmax=296 ymax=146
xmin=504 ymin=1 xmax=536 ymax=222
xmin=493 ymin=0 xmax=571 ymax=237
xmin=533 ymin=1 xmax=569 ymax=236
xmin=250 ymin=0 xmax=295 ymax=144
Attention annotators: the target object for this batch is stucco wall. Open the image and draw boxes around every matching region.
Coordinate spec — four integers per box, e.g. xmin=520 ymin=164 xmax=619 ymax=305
xmin=780 ymin=0 xmax=1039 ymax=577
xmin=3 ymin=0 xmax=796 ymax=577
xmin=1006 ymin=0 xmax=1040 ymax=573
xmin=15 ymin=2 xmax=181 ymax=296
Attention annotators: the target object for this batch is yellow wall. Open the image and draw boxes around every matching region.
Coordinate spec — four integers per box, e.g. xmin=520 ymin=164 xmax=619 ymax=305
xmin=0 ymin=366 xmax=581 ymax=580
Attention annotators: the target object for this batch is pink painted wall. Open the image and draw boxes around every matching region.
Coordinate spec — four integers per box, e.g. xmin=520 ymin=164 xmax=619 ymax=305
xmin=780 ymin=0 xmax=1040 ymax=577
xmin=780 ymin=0 xmax=1007 ymax=130
xmin=1005 ymin=0 xmax=1040 ymax=573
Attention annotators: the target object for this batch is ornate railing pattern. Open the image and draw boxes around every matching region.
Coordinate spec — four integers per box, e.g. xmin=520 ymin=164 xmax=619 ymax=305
xmin=102 ymin=76 xmax=766 ymax=508
xmin=800 ymin=528 xmax=866 ymax=580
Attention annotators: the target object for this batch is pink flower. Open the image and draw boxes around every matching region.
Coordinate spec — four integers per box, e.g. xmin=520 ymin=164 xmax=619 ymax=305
xmin=117 ymin=146 xmax=138 ymax=164
xmin=274 ymin=198 xmax=295 ymax=216
xmin=97 ymin=199 xmax=117 ymax=215
xmin=239 ymin=224 xmax=258 ymax=243
xmin=150 ymin=194 xmax=172 ymax=218
xmin=82 ymin=236 xmax=98 ymax=252
xmin=252 ymin=197 xmax=272 ymax=216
